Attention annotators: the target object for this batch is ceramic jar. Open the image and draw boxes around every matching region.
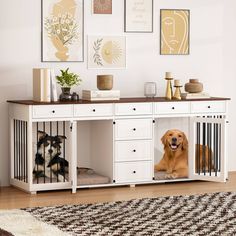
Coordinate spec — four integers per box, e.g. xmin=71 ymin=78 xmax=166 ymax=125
xmin=59 ymin=87 xmax=72 ymax=101
xmin=185 ymin=79 xmax=203 ymax=93
xmin=97 ymin=75 xmax=113 ymax=90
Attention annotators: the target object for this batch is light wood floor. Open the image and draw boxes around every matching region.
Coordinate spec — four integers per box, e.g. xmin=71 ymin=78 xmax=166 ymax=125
xmin=1 ymin=172 xmax=236 ymax=209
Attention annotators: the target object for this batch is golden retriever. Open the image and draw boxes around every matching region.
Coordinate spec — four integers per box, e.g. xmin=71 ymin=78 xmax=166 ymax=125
xmin=154 ymin=129 xmax=188 ymax=179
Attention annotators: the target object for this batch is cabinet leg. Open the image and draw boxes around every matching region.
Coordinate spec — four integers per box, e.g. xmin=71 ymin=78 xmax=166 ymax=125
xmin=72 ymin=187 xmax=77 ymax=194
xmin=130 ymin=184 xmax=136 ymax=188
xmin=30 ymin=191 xmax=37 ymax=195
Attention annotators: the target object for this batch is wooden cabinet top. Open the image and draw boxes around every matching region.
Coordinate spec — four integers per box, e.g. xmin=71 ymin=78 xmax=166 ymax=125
xmin=7 ymin=97 xmax=230 ymax=105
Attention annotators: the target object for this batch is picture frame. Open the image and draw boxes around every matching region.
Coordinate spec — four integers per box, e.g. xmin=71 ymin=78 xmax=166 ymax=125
xmin=92 ymin=0 xmax=112 ymax=14
xmin=124 ymin=0 xmax=153 ymax=33
xmin=87 ymin=36 xmax=126 ymax=69
xmin=160 ymin=9 xmax=190 ymax=55
xmin=41 ymin=0 xmax=84 ymax=62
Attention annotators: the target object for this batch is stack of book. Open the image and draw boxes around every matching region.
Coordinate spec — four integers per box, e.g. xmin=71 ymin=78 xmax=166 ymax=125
xmin=33 ymin=68 xmax=58 ymax=102
xmin=181 ymin=92 xmax=210 ymax=100
xmin=82 ymin=90 xmax=120 ymax=101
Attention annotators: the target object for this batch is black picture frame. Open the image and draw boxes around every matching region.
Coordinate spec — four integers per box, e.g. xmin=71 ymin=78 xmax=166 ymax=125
xmin=41 ymin=0 xmax=84 ymax=62
xmin=124 ymin=0 xmax=153 ymax=33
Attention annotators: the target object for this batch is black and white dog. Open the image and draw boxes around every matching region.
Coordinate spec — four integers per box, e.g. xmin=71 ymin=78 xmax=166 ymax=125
xmin=33 ymin=131 xmax=68 ymax=182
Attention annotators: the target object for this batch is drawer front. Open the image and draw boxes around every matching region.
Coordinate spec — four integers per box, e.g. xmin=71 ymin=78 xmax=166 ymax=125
xmin=115 ymin=103 xmax=152 ymax=116
xmin=32 ymin=105 xmax=73 ymax=118
xmin=115 ymin=140 xmax=152 ymax=162
xmin=115 ymin=161 xmax=152 ymax=183
xmin=155 ymin=102 xmax=190 ymax=115
xmin=190 ymin=101 xmax=226 ymax=113
xmin=74 ymin=104 xmax=113 ymax=117
xmin=115 ymin=119 xmax=152 ymax=140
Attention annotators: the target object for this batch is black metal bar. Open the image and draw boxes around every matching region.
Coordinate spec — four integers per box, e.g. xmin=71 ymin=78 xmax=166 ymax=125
xmin=36 ymin=122 xmax=39 ymax=184
xmin=219 ymin=124 xmax=221 ymax=172
xmin=26 ymin=122 xmax=28 ymax=183
xmin=63 ymin=121 xmax=66 ymax=182
xmin=14 ymin=120 xmax=16 ymax=179
xmin=43 ymin=122 xmax=46 ymax=183
xmin=50 ymin=121 xmax=52 ymax=183
xmin=21 ymin=121 xmax=24 ymax=181
xmin=197 ymin=122 xmax=200 ymax=175
xmin=202 ymin=122 xmax=206 ymax=175
xmin=209 ymin=122 xmax=212 ymax=176
xmin=216 ymin=123 xmax=219 ymax=176
xmin=18 ymin=120 xmax=21 ymax=181
xmin=56 ymin=122 xmax=59 ymax=182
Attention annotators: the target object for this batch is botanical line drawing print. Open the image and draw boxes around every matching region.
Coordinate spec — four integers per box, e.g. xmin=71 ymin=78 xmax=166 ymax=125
xmin=88 ymin=36 xmax=126 ymax=68
xmin=93 ymin=38 xmax=103 ymax=66
xmin=161 ymin=10 xmax=189 ymax=55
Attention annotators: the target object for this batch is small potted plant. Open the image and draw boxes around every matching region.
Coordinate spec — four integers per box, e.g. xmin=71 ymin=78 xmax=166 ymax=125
xmin=56 ymin=68 xmax=82 ymax=101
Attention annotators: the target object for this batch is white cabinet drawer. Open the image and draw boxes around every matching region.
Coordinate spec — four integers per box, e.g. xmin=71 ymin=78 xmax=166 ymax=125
xmin=115 ymin=161 xmax=152 ymax=183
xmin=115 ymin=140 xmax=152 ymax=162
xmin=74 ymin=104 xmax=113 ymax=117
xmin=32 ymin=105 xmax=73 ymax=119
xmin=115 ymin=103 xmax=152 ymax=116
xmin=190 ymin=101 xmax=226 ymax=114
xmin=155 ymin=102 xmax=190 ymax=115
xmin=115 ymin=119 xmax=152 ymax=140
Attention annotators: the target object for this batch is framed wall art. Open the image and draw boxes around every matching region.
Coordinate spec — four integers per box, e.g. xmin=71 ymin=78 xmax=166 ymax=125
xmin=160 ymin=9 xmax=190 ymax=55
xmin=42 ymin=0 xmax=84 ymax=62
xmin=88 ymin=36 xmax=126 ymax=69
xmin=124 ymin=0 xmax=153 ymax=33
xmin=92 ymin=0 xmax=112 ymax=14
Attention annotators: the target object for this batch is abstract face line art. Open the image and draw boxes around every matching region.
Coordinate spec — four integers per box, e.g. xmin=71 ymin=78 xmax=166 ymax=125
xmin=42 ymin=0 xmax=84 ymax=62
xmin=88 ymin=36 xmax=126 ymax=68
xmin=161 ymin=10 xmax=189 ymax=55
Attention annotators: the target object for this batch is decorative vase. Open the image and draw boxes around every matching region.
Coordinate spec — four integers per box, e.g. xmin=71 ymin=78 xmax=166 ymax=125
xmin=185 ymin=79 xmax=203 ymax=93
xmin=144 ymin=82 xmax=157 ymax=98
xmin=59 ymin=87 xmax=72 ymax=101
xmin=97 ymin=75 xmax=113 ymax=90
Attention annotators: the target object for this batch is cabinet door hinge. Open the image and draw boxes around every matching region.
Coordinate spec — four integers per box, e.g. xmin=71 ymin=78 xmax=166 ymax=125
xmin=70 ymin=123 xmax=73 ymax=132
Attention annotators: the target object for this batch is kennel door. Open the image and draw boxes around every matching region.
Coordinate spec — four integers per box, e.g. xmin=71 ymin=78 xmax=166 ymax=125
xmin=189 ymin=117 xmax=227 ymax=182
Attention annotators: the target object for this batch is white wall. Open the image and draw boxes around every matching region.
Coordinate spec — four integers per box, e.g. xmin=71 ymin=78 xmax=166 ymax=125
xmin=0 ymin=0 xmax=235 ymax=186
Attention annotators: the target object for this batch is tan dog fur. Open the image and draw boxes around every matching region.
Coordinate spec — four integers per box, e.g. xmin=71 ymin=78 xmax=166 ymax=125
xmin=154 ymin=129 xmax=188 ymax=179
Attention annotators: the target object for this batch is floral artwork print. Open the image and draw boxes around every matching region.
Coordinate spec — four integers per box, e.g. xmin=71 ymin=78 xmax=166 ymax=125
xmin=42 ymin=0 xmax=84 ymax=62
xmin=88 ymin=36 xmax=126 ymax=69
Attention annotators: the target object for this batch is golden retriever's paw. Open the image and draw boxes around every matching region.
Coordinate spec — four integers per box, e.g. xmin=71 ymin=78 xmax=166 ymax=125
xmin=165 ymin=173 xmax=178 ymax=179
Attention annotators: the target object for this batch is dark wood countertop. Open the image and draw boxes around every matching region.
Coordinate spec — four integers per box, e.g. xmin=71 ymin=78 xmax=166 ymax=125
xmin=7 ymin=97 xmax=230 ymax=105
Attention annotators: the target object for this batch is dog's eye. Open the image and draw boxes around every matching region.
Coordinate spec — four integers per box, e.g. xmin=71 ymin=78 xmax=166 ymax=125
xmin=44 ymin=142 xmax=49 ymax=146
xmin=178 ymin=135 xmax=182 ymax=138
xmin=169 ymin=133 xmax=173 ymax=136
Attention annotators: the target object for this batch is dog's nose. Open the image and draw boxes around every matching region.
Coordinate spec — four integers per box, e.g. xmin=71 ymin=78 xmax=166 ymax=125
xmin=48 ymin=149 xmax=53 ymax=154
xmin=172 ymin=137 xmax=177 ymax=142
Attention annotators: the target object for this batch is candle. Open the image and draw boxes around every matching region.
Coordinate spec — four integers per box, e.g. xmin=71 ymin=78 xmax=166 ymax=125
xmin=165 ymin=72 xmax=172 ymax=79
xmin=174 ymin=79 xmax=180 ymax=86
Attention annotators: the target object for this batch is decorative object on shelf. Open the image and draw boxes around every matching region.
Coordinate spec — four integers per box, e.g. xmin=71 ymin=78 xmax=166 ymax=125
xmin=165 ymin=72 xmax=173 ymax=100
xmin=185 ymin=79 xmax=203 ymax=93
xmin=71 ymin=92 xmax=80 ymax=101
xmin=93 ymin=0 xmax=112 ymax=14
xmin=181 ymin=92 xmax=210 ymax=100
xmin=56 ymin=68 xmax=82 ymax=101
xmin=97 ymin=75 xmax=113 ymax=90
xmin=144 ymin=82 xmax=157 ymax=98
xmin=124 ymin=0 xmax=153 ymax=33
xmin=50 ymin=69 xmax=58 ymax=102
xmin=173 ymin=80 xmax=182 ymax=100
xmin=42 ymin=0 xmax=84 ymax=62
xmin=82 ymin=90 xmax=120 ymax=101
xmin=160 ymin=9 xmax=190 ymax=55
xmin=88 ymin=36 xmax=126 ymax=68
xmin=33 ymin=68 xmax=51 ymax=102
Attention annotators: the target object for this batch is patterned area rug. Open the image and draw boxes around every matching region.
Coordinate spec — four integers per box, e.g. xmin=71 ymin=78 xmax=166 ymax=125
xmin=1 ymin=192 xmax=236 ymax=235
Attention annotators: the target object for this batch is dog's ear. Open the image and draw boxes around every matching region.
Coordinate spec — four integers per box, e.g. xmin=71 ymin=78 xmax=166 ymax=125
xmin=55 ymin=135 xmax=67 ymax=143
xmin=161 ymin=131 xmax=169 ymax=147
xmin=38 ymin=131 xmax=47 ymax=140
xmin=182 ymin=132 xmax=188 ymax=150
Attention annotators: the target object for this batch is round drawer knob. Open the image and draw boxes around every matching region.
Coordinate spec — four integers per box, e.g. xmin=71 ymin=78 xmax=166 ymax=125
xmin=133 ymin=171 xmax=136 ymax=174
xmin=133 ymin=149 xmax=136 ymax=152
xmin=92 ymin=109 xmax=96 ymax=112
xmin=133 ymin=108 xmax=136 ymax=111
xmin=172 ymin=107 xmax=175 ymax=110
xmin=133 ymin=128 xmax=136 ymax=131
xmin=208 ymin=106 xmax=211 ymax=109
xmin=52 ymin=110 xmax=55 ymax=113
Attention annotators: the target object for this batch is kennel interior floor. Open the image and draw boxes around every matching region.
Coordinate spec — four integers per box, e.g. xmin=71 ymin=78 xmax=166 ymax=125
xmin=1 ymin=172 xmax=236 ymax=209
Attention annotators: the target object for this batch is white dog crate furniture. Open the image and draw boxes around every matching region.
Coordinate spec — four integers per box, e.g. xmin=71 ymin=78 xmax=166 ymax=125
xmin=8 ymin=97 xmax=229 ymax=193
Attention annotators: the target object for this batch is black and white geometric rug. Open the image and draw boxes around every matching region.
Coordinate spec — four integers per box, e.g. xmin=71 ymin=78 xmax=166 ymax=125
xmin=1 ymin=192 xmax=236 ymax=235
